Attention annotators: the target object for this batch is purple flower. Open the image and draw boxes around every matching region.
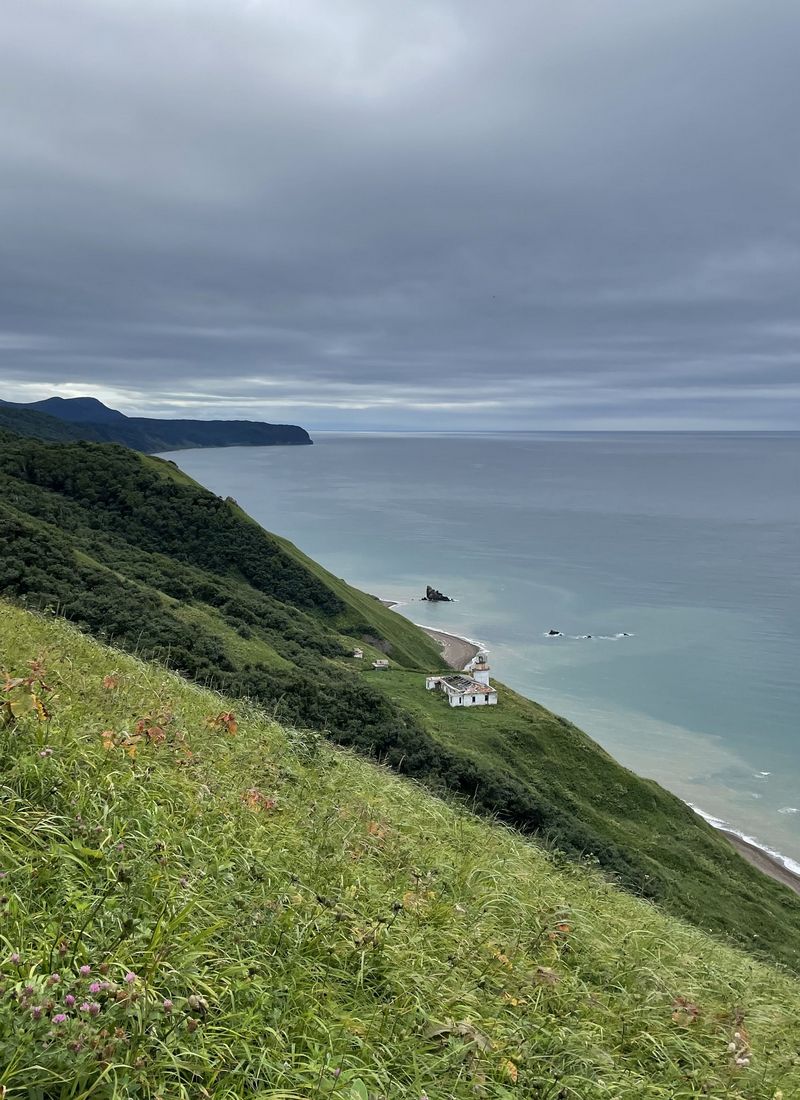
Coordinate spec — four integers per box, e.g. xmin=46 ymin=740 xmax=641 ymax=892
xmin=79 ymin=965 xmax=91 ymax=976
xmin=89 ymin=1002 xmax=101 ymax=1017
xmin=124 ymin=971 xmax=137 ymax=984
xmin=10 ymin=952 xmax=20 ymax=965
xmin=99 ymin=981 xmax=110 ymax=990
xmin=79 ymin=1001 xmax=91 ymax=1013
xmin=162 ymin=998 xmax=173 ymax=1013
xmin=38 ymin=748 xmax=54 ymax=758
xmin=52 ymin=1013 xmax=67 ymax=1024
xmin=48 ymin=973 xmax=60 ymax=985
xmin=65 ymin=994 xmax=76 ymax=1007
xmin=31 ymin=1005 xmax=43 ymax=1020
xmin=89 ymin=982 xmax=101 ymax=993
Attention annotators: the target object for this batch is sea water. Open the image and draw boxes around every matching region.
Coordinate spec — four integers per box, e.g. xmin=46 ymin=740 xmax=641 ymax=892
xmin=162 ymin=432 xmax=800 ymax=867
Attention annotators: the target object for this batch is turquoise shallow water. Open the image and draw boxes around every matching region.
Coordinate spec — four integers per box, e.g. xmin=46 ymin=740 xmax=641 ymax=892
xmin=162 ymin=432 xmax=800 ymax=867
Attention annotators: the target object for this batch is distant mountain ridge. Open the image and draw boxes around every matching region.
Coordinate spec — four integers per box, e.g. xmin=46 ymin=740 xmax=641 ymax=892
xmin=0 ymin=395 xmax=312 ymax=451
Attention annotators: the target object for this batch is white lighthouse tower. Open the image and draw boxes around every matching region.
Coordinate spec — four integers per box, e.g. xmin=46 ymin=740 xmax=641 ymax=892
xmin=471 ymin=652 xmax=491 ymax=686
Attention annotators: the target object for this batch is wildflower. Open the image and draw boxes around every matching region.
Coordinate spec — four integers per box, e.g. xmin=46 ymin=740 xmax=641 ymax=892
xmin=80 ymin=1002 xmax=91 ymax=1013
xmin=65 ymin=994 xmax=76 ymax=1007
xmin=89 ymin=1002 xmax=101 ymax=1017
xmin=38 ymin=748 xmax=54 ymax=758
xmin=89 ymin=982 xmax=102 ymax=993
xmin=79 ymin=965 xmax=91 ymax=977
xmin=58 ymin=942 xmax=69 ymax=957
xmin=124 ymin=971 xmax=137 ymax=984
xmin=179 ymin=876 xmax=189 ymax=888
xmin=99 ymin=981 xmax=110 ymax=990
xmin=52 ymin=1013 xmax=67 ymax=1024
xmin=9 ymin=953 xmax=20 ymax=965
xmin=23 ymin=985 xmax=34 ymax=997
xmin=31 ymin=1005 xmax=43 ymax=1020
xmin=162 ymin=999 xmax=173 ymax=1013
xmin=332 ymin=1068 xmax=341 ymax=1079
xmin=48 ymin=973 xmax=61 ymax=985
xmin=186 ymin=1017 xmax=198 ymax=1033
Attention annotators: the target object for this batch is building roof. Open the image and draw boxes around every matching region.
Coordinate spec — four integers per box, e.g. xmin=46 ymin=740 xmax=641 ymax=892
xmin=440 ymin=675 xmax=496 ymax=695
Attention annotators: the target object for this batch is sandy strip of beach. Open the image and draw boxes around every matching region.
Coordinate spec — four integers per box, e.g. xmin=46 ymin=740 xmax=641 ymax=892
xmin=421 ymin=627 xmax=481 ymax=671
xmin=721 ymin=829 xmax=800 ymax=896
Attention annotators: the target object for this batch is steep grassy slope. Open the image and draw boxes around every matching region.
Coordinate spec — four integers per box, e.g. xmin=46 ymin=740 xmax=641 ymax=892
xmin=3 ymin=602 xmax=800 ymax=1099
xmin=366 ymin=670 xmax=800 ymax=961
xmin=1 ymin=431 xmax=800 ymax=972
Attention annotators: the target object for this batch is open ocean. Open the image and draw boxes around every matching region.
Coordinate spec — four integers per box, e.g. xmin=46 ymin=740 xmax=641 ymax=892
xmin=162 ymin=432 xmax=800 ymax=870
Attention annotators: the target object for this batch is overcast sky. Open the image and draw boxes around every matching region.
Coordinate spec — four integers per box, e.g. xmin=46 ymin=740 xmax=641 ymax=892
xmin=2 ymin=1 xmax=799 ymax=430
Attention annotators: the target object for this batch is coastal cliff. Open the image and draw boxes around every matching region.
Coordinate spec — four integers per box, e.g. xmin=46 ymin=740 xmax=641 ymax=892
xmin=0 ymin=395 xmax=312 ymax=451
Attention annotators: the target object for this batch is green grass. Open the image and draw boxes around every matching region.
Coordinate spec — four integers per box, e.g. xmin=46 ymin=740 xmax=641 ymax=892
xmin=3 ymin=601 xmax=800 ymax=1099
xmin=367 ymin=670 xmax=800 ymax=969
xmin=2 ymin=430 xmax=800 ymax=978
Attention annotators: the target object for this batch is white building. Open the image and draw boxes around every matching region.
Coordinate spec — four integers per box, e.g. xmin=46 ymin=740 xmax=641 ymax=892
xmin=372 ymin=658 xmax=389 ymax=670
xmin=353 ymin=648 xmax=364 ymax=659
xmin=425 ymin=653 xmax=498 ymax=707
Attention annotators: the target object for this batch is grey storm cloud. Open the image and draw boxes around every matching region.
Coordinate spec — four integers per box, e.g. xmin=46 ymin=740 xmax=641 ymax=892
xmin=1 ymin=0 xmax=800 ymax=428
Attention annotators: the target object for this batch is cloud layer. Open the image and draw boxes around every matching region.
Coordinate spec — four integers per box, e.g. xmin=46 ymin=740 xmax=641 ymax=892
xmin=2 ymin=0 xmax=799 ymax=428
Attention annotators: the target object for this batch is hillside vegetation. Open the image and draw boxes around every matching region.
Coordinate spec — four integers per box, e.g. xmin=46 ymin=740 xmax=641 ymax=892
xmin=3 ymin=602 xmax=800 ymax=1099
xmin=0 ymin=396 xmax=312 ymax=450
xmin=1 ymin=431 xmax=799 ymax=972
xmin=0 ymin=405 xmax=91 ymax=443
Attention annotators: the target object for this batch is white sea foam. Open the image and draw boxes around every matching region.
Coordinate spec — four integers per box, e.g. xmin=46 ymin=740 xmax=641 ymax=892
xmin=563 ymin=632 xmax=634 ymax=641
xmin=778 ymin=807 xmax=799 ymax=815
xmin=691 ymin=805 xmax=800 ymax=877
xmin=754 ymin=771 xmax=771 ymax=778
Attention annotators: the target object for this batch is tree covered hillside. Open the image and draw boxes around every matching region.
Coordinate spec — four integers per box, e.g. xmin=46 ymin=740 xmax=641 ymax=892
xmin=1 ymin=430 xmax=799 ymax=971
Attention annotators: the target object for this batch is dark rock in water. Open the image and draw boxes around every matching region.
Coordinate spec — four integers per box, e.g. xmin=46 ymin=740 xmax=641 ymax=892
xmin=547 ymin=629 xmax=562 ymax=636
xmin=424 ymin=585 xmax=452 ymax=602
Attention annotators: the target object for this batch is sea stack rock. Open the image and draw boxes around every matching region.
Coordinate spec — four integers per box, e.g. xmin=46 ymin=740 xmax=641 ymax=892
xmin=424 ymin=585 xmax=452 ymax=602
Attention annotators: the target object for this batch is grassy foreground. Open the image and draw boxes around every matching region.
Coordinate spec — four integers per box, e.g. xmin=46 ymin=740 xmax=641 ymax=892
xmin=2 ymin=602 xmax=800 ymax=1099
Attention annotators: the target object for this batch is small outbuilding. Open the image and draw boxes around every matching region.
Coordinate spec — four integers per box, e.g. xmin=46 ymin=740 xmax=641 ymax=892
xmin=372 ymin=658 xmax=389 ymax=670
xmin=353 ymin=647 xmax=364 ymax=659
